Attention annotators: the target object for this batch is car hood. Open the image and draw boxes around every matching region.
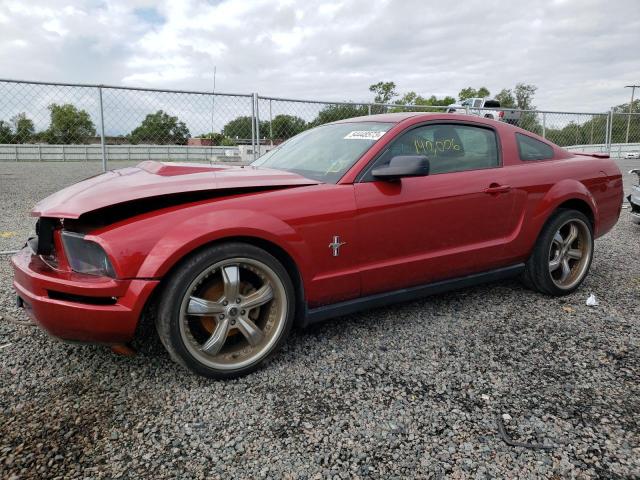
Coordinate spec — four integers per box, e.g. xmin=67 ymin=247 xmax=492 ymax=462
xmin=32 ymin=161 xmax=320 ymax=219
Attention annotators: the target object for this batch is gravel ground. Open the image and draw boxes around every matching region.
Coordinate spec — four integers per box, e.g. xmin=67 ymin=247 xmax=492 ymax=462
xmin=0 ymin=161 xmax=639 ymax=479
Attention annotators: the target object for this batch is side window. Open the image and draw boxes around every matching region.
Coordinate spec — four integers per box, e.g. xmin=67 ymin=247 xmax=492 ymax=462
xmin=367 ymin=123 xmax=499 ymax=179
xmin=516 ymin=133 xmax=554 ymax=161
xmin=473 ymin=99 xmax=483 ymax=108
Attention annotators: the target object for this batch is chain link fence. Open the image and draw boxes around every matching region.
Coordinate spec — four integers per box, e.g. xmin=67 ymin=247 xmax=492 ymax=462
xmin=1 ymin=78 xmax=639 ymax=169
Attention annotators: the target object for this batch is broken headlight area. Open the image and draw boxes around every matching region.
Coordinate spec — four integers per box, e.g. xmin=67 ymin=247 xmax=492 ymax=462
xmin=61 ymin=231 xmax=116 ymax=278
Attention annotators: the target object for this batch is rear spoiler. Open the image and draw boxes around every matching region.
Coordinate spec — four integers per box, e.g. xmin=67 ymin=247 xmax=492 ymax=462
xmin=574 ymin=152 xmax=610 ymax=159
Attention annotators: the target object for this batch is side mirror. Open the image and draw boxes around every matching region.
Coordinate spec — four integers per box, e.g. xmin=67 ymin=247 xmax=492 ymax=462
xmin=372 ymin=155 xmax=430 ymax=181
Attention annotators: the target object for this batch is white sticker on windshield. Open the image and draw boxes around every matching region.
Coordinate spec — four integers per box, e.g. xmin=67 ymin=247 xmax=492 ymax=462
xmin=344 ymin=130 xmax=387 ymax=140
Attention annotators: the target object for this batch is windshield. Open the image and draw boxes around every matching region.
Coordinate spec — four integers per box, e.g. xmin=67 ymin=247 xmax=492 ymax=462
xmin=252 ymin=122 xmax=393 ymax=183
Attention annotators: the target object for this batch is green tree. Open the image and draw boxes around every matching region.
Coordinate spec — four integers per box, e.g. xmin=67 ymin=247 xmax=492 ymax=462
xmin=395 ymin=92 xmax=456 ymax=107
xmin=368 ymin=81 xmax=399 ymax=114
xmin=269 ymin=114 xmax=307 ymax=140
xmin=477 ymin=87 xmax=490 ymax=98
xmin=396 ymin=91 xmax=418 ymax=105
xmin=514 ymin=83 xmax=537 ymax=110
xmin=0 ymin=120 xmax=12 ymax=143
xmin=390 ymin=92 xmax=456 ymax=113
xmin=222 ymin=116 xmax=268 ymax=140
xmin=45 ymin=104 xmax=94 ymax=144
xmin=129 ymin=110 xmax=190 ymax=145
xmin=458 ymin=87 xmax=490 ymax=101
xmin=419 ymin=95 xmax=457 ymax=107
xmin=609 ymin=99 xmax=640 ymax=143
xmin=198 ymin=132 xmax=237 ymax=146
xmin=311 ymin=104 xmax=368 ymax=127
xmin=44 ymin=103 xmax=96 ymax=144
xmin=369 ymin=81 xmax=398 ymax=104
xmin=495 ymin=89 xmax=516 ymax=108
xmin=11 ymin=113 xmax=35 ymax=143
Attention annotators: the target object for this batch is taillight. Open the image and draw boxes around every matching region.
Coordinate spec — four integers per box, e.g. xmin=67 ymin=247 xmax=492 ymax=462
xmin=499 ymin=111 xmax=504 ymax=118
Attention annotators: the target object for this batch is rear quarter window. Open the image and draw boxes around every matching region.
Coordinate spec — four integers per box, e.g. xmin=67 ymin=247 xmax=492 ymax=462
xmin=516 ymin=133 xmax=555 ymax=161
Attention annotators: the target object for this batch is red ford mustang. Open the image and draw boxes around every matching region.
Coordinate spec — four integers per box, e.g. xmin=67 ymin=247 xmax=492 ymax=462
xmin=12 ymin=113 xmax=623 ymax=378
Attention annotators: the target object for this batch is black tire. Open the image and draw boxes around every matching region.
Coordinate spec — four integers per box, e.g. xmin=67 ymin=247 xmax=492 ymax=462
xmin=523 ymin=209 xmax=594 ymax=296
xmin=155 ymin=242 xmax=296 ymax=379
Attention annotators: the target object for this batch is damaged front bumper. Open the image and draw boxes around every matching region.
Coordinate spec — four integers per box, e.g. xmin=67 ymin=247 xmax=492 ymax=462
xmin=11 ymin=247 xmax=159 ymax=343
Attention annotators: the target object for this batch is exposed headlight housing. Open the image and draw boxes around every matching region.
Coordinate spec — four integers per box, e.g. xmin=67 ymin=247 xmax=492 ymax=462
xmin=61 ymin=231 xmax=116 ymax=278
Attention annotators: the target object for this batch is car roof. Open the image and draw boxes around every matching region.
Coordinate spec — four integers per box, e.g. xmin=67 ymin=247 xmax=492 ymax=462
xmin=330 ymin=112 xmax=435 ymax=124
xmin=330 ymin=112 xmax=562 ymax=153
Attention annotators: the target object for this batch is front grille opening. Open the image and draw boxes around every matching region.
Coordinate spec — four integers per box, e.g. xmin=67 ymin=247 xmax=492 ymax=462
xmin=47 ymin=290 xmax=117 ymax=305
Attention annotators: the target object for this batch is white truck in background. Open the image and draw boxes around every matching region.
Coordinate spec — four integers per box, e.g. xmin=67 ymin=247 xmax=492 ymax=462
xmin=447 ymin=97 xmax=522 ymax=125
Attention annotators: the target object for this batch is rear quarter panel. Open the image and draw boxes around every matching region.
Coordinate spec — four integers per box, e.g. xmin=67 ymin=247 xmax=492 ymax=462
xmin=500 ymin=149 xmax=622 ymax=261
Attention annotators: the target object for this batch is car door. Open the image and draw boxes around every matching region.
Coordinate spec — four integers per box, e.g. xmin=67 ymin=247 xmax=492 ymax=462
xmin=353 ymin=122 xmax=518 ymax=296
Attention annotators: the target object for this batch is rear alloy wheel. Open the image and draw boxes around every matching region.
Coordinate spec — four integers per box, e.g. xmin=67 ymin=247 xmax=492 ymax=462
xmin=547 ymin=219 xmax=592 ymax=290
xmin=156 ymin=243 xmax=295 ymax=378
xmin=524 ymin=209 xmax=594 ymax=296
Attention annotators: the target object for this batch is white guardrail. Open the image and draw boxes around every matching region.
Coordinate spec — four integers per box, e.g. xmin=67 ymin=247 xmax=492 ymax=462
xmin=0 ymin=144 xmax=244 ymax=163
xmin=565 ymin=143 xmax=640 ymax=156
xmin=0 ymin=143 xmax=636 ymax=164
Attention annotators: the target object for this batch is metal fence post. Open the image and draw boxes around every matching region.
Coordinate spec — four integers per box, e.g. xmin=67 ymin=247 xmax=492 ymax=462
xmin=368 ymin=105 xmax=371 ymax=115
xmin=253 ymin=93 xmax=260 ymax=158
xmin=251 ymin=94 xmax=256 ymax=161
xmin=98 ymin=86 xmax=107 ymax=171
xmin=542 ymin=112 xmax=546 ymax=138
xmin=269 ymin=99 xmax=273 ymax=146
xmin=607 ymin=108 xmax=614 ymax=155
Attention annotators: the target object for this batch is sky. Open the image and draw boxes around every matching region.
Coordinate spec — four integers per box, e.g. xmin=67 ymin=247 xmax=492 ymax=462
xmin=0 ymin=0 xmax=639 ymax=113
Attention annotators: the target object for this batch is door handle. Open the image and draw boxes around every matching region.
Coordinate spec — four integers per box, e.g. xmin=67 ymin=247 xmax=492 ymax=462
xmin=484 ymin=183 xmax=511 ymax=194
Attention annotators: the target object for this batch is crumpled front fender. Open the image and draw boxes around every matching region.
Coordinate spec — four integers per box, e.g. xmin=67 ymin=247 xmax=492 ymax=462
xmin=135 ymin=208 xmax=312 ymax=280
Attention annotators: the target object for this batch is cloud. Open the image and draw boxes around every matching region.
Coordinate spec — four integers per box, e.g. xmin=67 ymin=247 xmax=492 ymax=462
xmin=0 ymin=0 xmax=639 ymax=115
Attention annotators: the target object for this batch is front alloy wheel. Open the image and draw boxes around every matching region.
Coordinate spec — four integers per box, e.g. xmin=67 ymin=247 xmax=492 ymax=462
xmin=156 ymin=243 xmax=295 ymax=378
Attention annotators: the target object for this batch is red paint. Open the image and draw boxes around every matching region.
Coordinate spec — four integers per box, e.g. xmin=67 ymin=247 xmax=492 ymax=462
xmin=12 ymin=113 xmax=623 ymax=343
xmin=12 ymin=249 xmax=157 ymax=342
xmin=31 ymin=163 xmax=319 ymax=219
